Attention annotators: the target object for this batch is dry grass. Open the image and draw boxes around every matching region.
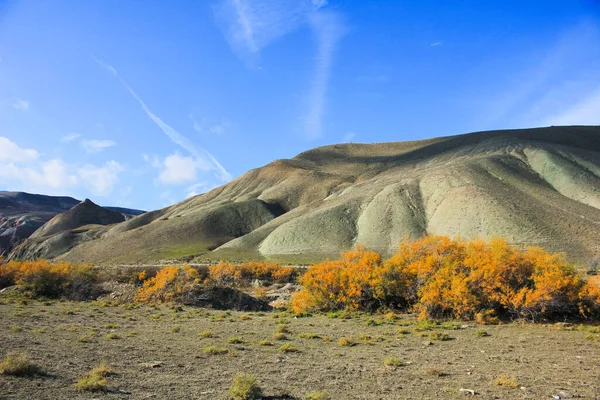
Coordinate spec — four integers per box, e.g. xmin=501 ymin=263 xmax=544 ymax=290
xmin=2 ymin=297 xmax=600 ymax=399
xmin=228 ymin=373 xmax=262 ymax=400
xmin=338 ymin=337 xmax=356 ymax=347
xmin=0 ymin=352 xmax=42 ymax=377
xmin=493 ymin=373 xmax=519 ymax=388
xmin=279 ymin=343 xmax=300 ymax=353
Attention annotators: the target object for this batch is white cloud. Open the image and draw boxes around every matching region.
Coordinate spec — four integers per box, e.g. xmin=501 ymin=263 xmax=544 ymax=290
xmin=81 ymin=139 xmax=116 ymax=153
xmin=342 ymin=132 xmax=356 ymax=143
xmin=0 ymin=137 xmax=39 ymax=162
xmin=192 ymin=118 xmax=230 ymax=135
xmin=61 ymin=133 xmax=82 ymax=142
xmin=186 ymin=182 xmax=220 ymax=198
xmin=12 ymin=98 xmax=29 ymax=111
xmin=0 ymin=159 xmax=78 ymax=192
xmin=94 ymin=57 xmax=231 ymax=183
xmin=429 ymin=41 xmax=442 ymax=47
xmin=305 ymin=10 xmax=345 ymax=139
xmin=78 ymin=161 xmax=124 ymax=196
xmin=214 ymin=0 xmax=327 ymax=64
xmin=158 ymin=153 xmax=198 ymax=184
xmin=544 ymin=88 xmax=600 ymax=126
xmin=0 ymin=137 xmax=125 ymax=198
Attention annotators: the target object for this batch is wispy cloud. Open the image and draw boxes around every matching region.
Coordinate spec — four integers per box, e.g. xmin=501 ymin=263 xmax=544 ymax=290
xmin=429 ymin=41 xmax=442 ymax=47
xmin=94 ymin=58 xmax=231 ymax=183
xmin=191 ymin=116 xmax=231 ymax=135
xmin=81 ymin=139 xmax=116 ymax=154
xmin=305 ymin=10 xmax=345 ymax=139
xmin=61 ymin=133 xmax=82 ymax=142
xmin=342 ymin=132 xmax=355 ymax=143
xmin=544 ymin=87 xmax=600 ymax=126
xmin=481 ymin=21 xmax=600 ymax=129
xmin=214 ymin=1 xmax=344 ymax=139
xmin=215 ymin=0 xmax=325 ymax=64
xmin=12 ymin=98 xmax=29 ymax=111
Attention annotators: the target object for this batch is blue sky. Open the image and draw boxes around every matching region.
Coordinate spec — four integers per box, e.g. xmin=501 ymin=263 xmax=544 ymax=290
xmin=1 ymin=0 xmax=599 ymax=210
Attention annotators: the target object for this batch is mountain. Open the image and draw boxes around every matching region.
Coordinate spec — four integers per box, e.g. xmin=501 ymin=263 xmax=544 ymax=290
xmin=0 ymin=192 xmax=144 ymax=256
xmin=11 ymin=126 xmax=600 ymax=266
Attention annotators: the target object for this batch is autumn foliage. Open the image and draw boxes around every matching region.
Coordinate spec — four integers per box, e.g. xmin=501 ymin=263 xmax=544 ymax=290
xmin=292 ymin=236 xmax=600 ymax=322
xmin=0 ymin=260 xmax=98 ymax=300
xmin=207 ymin=261 xmax=296 ymax=286
xmin=135 ymin=265 xmax=200 ymax=304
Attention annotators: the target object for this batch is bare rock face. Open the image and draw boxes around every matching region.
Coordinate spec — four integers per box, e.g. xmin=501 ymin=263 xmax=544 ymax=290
xmin=12 ymin=126 xmax=600 ymax=265
xmin=0 ymin=192 xmax=79 ymax=256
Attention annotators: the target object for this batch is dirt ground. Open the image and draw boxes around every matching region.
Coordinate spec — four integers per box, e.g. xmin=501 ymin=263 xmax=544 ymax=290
xmin=0 ymin=296 xmax=599 ymax=400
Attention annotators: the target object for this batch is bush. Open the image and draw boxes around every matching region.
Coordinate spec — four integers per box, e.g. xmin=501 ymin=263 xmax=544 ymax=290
xmin=228 ymin=373 xmax=262 ymax=400
xmin=383 ymin=357 xmax=403 ymax=368
xmin=493 ymin=373 xmax=518 ymax=388
xmin=291 ymin=236 xmax=600 ymax=322
xmin=0 ymin=260 xmax=98 ymax=300
xmin=291 ymin=246 xmax=382 ymax=313
xmin=209 ymin=261 xmax=296 ymax=287
xmin=0 ymin=353 xmax=42 ymax=377
xmin=279 ymin=343 xmax=300 ymax=353
xmin=135 ymin=265 xmax=200 ymax=304
xmin=75 ymin=363 xmax=114 ymax=392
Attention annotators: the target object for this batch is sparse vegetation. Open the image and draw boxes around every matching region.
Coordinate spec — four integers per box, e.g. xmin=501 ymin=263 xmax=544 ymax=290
xmin=279 ymin=343 xmax=300 ymax=353
xmin=0 ymin=353 xmax=42 ymax=377
xmin=228 ymin=373 xmax=262 ymax=400
xmin=199 ymin=329 xmax=214 ymax=338
xmin=304 ymin=391 xmax=331 ymax=400
xmin=493 ymin=373 xmax=519 ymax=388
xmin=383 ymin=357 xmax=403 ymax=368
xmin=203 ymin=346 xmax=229 ymax=355
xmin=429 ymin=331 xmax=451 ymax=341
xmin=298 ymin=332 xmax=320 ymax=339
xmin=337 ymin=337 xmax=355 ymax=347
xmin=475 ymin=329 xmax=490 ymax=337
xmin=75 ymin=362 xmax=114 ymax=392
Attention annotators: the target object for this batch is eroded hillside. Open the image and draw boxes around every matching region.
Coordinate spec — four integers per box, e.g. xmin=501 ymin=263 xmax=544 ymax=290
xmin=14 ymin=126 xmax=600 ymax=265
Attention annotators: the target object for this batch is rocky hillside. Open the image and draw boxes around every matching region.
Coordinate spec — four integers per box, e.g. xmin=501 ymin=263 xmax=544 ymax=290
xmin=12 ymin=126 xmax=600 ymax=265
xmin=0 ymin=192 xmax=144 ymax=257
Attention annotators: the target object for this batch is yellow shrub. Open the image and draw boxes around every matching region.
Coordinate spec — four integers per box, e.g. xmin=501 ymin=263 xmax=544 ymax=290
xmin=208 ymin=261 xmax=296 ymax=287
xmin=135 ymin=265 xmax=199 ymax=304
xmin=291 ymin=246 xmax=381 ymax=313
xmin=0 ymin=260 xmax=97 ymax=300
xmin=291 ymin=236 xmax=600 ymax=321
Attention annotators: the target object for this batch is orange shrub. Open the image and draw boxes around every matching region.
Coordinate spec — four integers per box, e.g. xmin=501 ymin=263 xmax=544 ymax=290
xmin=208 ymin=261 xmax=296 ymax=287
xmin=291 ymin=246 xmax=382 ymax=313
xmin=135 ymin=265 xmax=200 ymax=304
xmin=292 ymin=236 xmax=600 ymax=322
xmin=0 ymin=260 xmax=98 ymax=300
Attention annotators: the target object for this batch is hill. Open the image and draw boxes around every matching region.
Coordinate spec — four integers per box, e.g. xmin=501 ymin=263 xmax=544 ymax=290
xmin=12 ymin=126 xmax=600 ymax=265
xmin=0 ymin=192 xmax=144 ymax=256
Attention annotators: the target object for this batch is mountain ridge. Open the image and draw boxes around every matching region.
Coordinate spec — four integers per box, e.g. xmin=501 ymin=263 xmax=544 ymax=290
xmin=10 ymin=126 xmax=600 ymax=265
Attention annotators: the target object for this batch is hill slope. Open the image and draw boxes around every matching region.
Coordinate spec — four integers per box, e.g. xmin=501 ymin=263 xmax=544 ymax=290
xmin=0 ymin=192 xmax=144 ymax=256
xmin=15 ymin=126 xmax=600 ymax=265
